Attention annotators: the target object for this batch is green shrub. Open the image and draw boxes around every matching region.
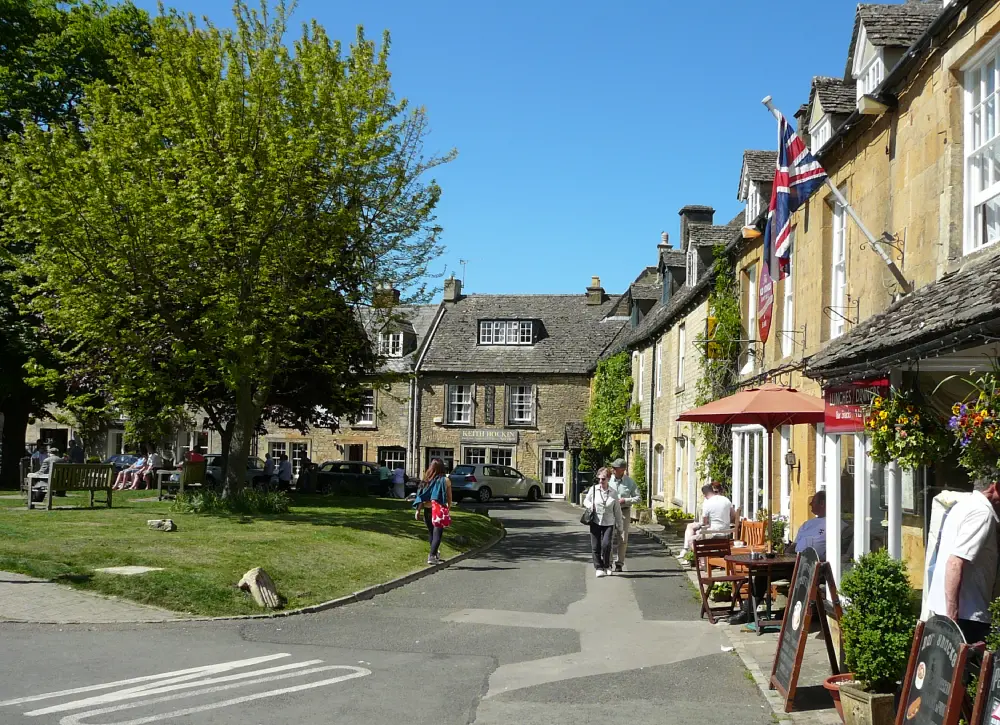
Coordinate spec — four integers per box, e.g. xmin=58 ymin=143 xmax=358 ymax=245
xmin=840 ymin=549 xmax=916 ymax=692
xmin=683 ymin=549 xmax=695 ymax=565
xmin=632 ymin=450 xmax=647 ymax=503
xmin=663 ymin=507 xmax=695 ymax=523
xmin=172 ymin=488 xmax=291 ymax=516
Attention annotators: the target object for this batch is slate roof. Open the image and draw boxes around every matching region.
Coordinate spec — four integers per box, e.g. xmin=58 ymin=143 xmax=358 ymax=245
xmin=419 ymin=294 xmax=626 ymax=374
xmin=564 ymin=422 xmax=589 ymax=450
xmin=845 ymin=2 xmax=942 ymax=77
xmin=660 ymin=249 xmax=686 ymax=267
xmin=806 ymin=248 xmax=1000 ymax=379
xmin=630 ymin=282 xmax=663 ymax=301
xmin=739 ymin=150 xmax=777 ymax=198
xmin=813 ymin=76 xmax=857 ymax=115
xmin=364 ymin=304 xmax=440 ymax=374
xmin=726 ymin=209 xmax=746 ymax=228
xmin=689 ymin=224 xmax=736 ymax=248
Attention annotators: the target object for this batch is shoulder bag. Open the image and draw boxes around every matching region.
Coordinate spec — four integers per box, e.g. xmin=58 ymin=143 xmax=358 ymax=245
xmin=580 ymin=486 xmax=597 ymax=525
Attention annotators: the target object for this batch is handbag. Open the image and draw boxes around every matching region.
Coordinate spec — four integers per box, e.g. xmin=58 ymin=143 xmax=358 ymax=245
xmin=431 ymin=500 xmax=451 ymax=528
xmin=580 ymin=486 xmax=598 ymax=525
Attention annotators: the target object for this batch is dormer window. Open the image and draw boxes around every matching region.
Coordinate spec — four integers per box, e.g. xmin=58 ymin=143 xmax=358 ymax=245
xmin=746 ymin=183 xmax=762 ymax=222
xmin=856 ymin=55 xmax=884 ymax=100
xmin=479 ymin=320 xmax=534 ymax=345
xmin=809 ymin=115 xmax=833 ymax=153
xmin=378 ymin=331 xmax=404 ymax=357
xmin=686 ymin=248 xmax=698 ymax=285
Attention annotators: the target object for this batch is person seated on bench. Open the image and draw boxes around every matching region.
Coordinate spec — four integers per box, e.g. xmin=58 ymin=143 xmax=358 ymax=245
xmin=167 ymin=447 xmax=206 ymax=484
xmin=680 ymin=483 xmax=736 ymax=556
xmin=31 ymin=447 xmax=65 ymax=497
xmin=114 ymin=453 xmax=147 ymax=490
xmin=138 ymin=446 xmax=164 ymax=490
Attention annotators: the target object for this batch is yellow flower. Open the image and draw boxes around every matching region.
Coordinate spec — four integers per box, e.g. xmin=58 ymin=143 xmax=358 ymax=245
xmin=879 ymin=411 xmax=888 ymax=420
xmin=988 ymin=429 xmax=996 ymax=440
xmin=880 ymin=425 xmax=888 ymax=433
xmin=898 ymin=416 xmax=909 ymax=425
xmin=906 ymin=405 xmax=914 ymax=414
xmin=913 ymin=414 xmax=920 ymax=423
xmin=953 ymin=404 xmax=962 ymax=415
xmin=873 ymin=397 xmax=883 ymax=409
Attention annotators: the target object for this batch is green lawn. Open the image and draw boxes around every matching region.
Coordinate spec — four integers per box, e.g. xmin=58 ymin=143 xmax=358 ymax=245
xmin=0 ymin=491 xmax=499 ymax=617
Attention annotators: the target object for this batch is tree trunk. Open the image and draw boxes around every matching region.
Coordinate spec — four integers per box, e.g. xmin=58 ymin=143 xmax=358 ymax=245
xmin=223 ymin=383 xmax=261 ymax=499
xmin=0 ymin=396 xmax=30 ymax=491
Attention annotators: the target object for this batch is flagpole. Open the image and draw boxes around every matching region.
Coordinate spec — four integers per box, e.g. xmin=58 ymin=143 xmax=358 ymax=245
xmin=760 ymin=96 xmax=911 ymax=295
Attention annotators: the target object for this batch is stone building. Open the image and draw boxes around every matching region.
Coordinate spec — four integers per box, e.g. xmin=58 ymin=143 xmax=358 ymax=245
xmin=257 ymin=299 xmax=439 ymax=477
xmin=611 ymin=205 xmax=744 ymax=514
xmin=413 ymin=277 xmax=626 ymax=498
xmin=730 ymin=0 xmax=1000 ymax=587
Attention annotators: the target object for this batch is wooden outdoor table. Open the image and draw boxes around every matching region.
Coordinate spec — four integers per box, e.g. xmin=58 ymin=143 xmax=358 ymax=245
xmin=724 ymin=553 xmax=797 ymax=635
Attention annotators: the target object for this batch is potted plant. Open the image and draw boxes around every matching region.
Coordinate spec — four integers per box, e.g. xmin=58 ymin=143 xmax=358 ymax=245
xmin=710 ymin=581 xmax=732 ymax=602
xmin=833 ymin=549 xmax=916 ymax=725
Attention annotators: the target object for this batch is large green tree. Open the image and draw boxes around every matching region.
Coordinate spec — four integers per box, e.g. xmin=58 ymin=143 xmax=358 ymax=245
xmin=583 ymin=352 xmax=638 ymax=469
xmin=3 ymin=1 xmax=451 ymax=492
xmin=0 ymin=0 xmax=151 ymax=486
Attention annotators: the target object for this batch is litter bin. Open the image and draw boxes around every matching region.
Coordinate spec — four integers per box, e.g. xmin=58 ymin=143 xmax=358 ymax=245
xmin=575 ymin=470 xmax=593 ymax=505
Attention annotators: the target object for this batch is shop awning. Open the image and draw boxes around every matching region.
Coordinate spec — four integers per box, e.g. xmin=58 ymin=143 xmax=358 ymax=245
xmin=805 ymin=248 xmax=1000 ymax=382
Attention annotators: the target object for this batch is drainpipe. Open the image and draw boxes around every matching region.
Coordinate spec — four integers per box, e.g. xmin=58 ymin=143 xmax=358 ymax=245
xmin=646 ymin=339 xmax=657 ymax=508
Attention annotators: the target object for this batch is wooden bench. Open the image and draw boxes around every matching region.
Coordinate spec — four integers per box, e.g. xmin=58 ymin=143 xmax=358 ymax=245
xmin=157 ymin=460 xmax=207 ymax=501
xmin=29 ymin=463 xmax=115 ymax=510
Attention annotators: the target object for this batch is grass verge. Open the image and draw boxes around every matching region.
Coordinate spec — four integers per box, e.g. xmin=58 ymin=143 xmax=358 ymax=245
xmin=0 ymin=490 xmax=499 ymax=617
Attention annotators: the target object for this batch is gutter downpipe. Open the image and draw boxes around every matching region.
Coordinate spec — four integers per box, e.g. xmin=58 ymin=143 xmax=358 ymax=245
xmin=646 ymin=338 xmax=657 ymax=509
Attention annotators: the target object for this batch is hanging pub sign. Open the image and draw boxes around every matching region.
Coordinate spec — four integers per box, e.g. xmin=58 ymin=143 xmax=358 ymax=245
xmin=758 ymin=264 xmax=774 ymax=344
xmin=823 ymin=378 xmax=889 ymax=434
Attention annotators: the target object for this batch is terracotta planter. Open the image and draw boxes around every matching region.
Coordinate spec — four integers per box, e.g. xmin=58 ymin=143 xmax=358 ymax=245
xmin=840 ymin=682 xmax=895 ymax=725
xmin=823 ymin=673 xmax=856 ymax=724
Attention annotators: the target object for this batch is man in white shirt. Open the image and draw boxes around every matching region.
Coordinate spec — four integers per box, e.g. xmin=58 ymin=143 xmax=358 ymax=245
xmin=927 ymin=478 xmax=1000 ymax=644
xmin=277 ymin=454 xmax=293 ymax=491
xmin=681 ymin=483 xmax=736 ymax=555
xmin=609 ymin=457 xmax=641 ymax=572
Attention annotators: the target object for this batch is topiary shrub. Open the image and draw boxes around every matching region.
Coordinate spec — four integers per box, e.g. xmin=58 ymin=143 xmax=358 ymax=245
xmin=839 ymin=549 xmax=916 ymax=692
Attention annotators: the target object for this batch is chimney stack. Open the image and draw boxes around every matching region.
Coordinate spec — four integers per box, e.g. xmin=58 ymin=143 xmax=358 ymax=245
xmin=373 ymin=283 xmax=401 ymax=308
xmin=586 ymin=275 xmax=605 ymax=305
xmin=443 ymin=275 xmax=463 ymax=302
xmin=658 ymin=231 xmax=672 ymax=251
xmin=678 ymin=205 xmax=715 ymax=250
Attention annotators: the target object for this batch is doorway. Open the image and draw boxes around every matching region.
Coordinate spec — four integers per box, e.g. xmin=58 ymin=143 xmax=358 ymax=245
xmin=542 ymin=450 xmax=566 ymax=498
xmin=346 ymin=444 xmax=364 ymax=461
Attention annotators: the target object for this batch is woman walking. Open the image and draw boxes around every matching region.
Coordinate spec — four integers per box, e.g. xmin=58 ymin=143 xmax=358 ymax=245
xmin=584 ymin=467 xmax=624 ymax=577
xmin=413 ymin=458 xmax=453 ymax=565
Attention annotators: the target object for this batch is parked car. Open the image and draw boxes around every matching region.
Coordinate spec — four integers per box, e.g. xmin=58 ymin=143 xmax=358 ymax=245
xmin=105 ymin=454 xmax=140 ymax=474
xmin=204 ymin=455 xmax=273 ymax=487
xmin=448 ymin=464 xmax=543 ymax=503
xmin=314 ymin=461 xmax=382 ymax=495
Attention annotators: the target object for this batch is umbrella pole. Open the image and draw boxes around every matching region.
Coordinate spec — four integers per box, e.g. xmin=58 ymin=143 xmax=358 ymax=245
xmin=766 ymin=427 xmax=774 ymax=553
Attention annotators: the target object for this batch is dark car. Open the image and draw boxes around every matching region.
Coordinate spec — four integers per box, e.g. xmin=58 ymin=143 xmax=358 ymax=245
xmin=314 ymin=461 xmax=382 ymax=495
xmin=105 ymin=454 xmax=140 ymax=474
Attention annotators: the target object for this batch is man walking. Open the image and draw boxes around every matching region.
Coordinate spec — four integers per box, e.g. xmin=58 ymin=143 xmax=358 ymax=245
xmin=927 ymin=477 xmax=1000 ymax=643
xmin=609 ymin=457 xmax=640 ymax=572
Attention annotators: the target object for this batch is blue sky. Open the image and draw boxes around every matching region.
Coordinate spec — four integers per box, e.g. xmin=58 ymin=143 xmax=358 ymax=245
xmin=133 ymin=0 xmax=862 ymax=297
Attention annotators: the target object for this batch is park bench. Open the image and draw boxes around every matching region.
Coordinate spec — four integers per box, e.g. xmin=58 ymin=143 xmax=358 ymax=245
xmin=28 ymin=463 xmax=115 ymax=511
xmin=157 ymin=459 xmax=208 ymax=501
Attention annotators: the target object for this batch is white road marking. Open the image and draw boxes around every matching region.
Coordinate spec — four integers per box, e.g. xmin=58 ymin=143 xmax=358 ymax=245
xmin=25 ymin=659 xmax=326 ymax=716
xmin=0 ymin=653 xmax=291 ymax=707
xmin=57 ymin=666 xmax=372 ymax=725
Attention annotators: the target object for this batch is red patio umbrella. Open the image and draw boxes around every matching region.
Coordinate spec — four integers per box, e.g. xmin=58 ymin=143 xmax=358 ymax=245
xmin=677 ymin=384 xmax=825 ymax=546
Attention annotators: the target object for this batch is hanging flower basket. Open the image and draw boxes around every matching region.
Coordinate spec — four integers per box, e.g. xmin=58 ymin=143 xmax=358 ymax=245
xmin=945 ymin=365 xmax=1000 ymax=479
xmin=864 ymin=389 xmax=950 ymax=470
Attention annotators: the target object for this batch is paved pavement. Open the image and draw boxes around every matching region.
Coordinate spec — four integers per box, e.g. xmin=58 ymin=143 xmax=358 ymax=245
xmin=0 ymin=571 xmax=178 ymax=623
xmin=0 ymin=501 xmax=776 ymax=724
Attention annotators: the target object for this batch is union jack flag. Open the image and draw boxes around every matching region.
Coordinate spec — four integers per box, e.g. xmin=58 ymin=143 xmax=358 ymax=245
xmin=763 ymin=113 xmax=827 ymax=280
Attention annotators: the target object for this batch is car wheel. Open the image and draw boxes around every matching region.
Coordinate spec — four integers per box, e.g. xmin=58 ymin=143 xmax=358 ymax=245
xmin=527 ymin=486 xmax=541 ymax=502
xmin=477 ymin=486 xmax=492 ymax=503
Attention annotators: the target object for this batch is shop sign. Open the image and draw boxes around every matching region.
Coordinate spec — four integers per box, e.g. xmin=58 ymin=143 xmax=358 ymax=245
xmin=758 ymin=265 xmax=774 ymax=344
xmin=823 ymin=378 xmax=889 ymax=434
xmin=460 ymin=429 xmax=518 ymax=445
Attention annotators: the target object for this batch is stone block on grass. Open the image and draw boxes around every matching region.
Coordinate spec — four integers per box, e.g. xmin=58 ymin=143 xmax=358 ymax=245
xmin=147 ymin=519 xmax=177 ymax=532
xmin=237 ymin=567 xmax=282 ymax=609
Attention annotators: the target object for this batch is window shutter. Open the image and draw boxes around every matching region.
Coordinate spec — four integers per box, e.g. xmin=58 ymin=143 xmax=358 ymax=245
xmin=443 ymin=384 xmax=450 ymax=423
xmin=531 ymin=385 xmax=537 ymax=425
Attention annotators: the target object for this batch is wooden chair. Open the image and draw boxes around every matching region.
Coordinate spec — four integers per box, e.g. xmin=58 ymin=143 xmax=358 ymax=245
xmin=693 ymin=539 xmax=746 ymax=624
xmin=740 ymin=520 xmax=767 ymax=548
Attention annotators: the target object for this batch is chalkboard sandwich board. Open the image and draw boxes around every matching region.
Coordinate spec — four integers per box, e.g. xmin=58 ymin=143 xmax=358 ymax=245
xmin=896 ymin=615 xmax=969 ymax=725
xmin=769 ymin=547 xmax=842 ymax=712
xmin=971 ymin=652 xmax=1000 ymax=725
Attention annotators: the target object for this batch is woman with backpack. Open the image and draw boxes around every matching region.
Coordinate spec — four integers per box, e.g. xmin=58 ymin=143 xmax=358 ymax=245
xmin=583 ymin=466 xmax=624 ymax=578
xmin=413 ymin=458 xmax=453 ymax=566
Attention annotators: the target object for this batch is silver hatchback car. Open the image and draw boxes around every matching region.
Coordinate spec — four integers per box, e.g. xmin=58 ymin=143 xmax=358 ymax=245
xmin=449 ymin=464 xmax=543 ymax=503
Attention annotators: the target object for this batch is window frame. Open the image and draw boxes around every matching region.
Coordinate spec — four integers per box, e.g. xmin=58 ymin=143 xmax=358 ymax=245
xmin=478 ymin=320 xmax=534 ymax=346
xmin=506 ymin=384 xmax=535 ymax=426
xmin=830 ymin=197 xmax=848 ymax=339
xmin=445 ymin=384 xmax=475 ymax=426
xmin=676 ymin=324 xmax=686 ymax=391
xmin=655 ymin=339 xmax=662 ymax=398
xmin=353 ymin=389 xmax=376 ymax=427
xmin=746 ymin=182 xmax=761 ymax=222
xmin=490 ymin=447 xmax=514 ymax=467
xmin=809 ymin=115 xmax=833 ymax=153
xmin=964 ymin=40 xmax=1000 ymax=254
xmin=463 ymin=446 xmax=487 ymax=465
xmin=378 ymin=331 xmax=404 ymax=357
xmin=638 ymin=351 xmax=645 ymax=402
xmin=686 ymin=247 xmax=698 ymax=285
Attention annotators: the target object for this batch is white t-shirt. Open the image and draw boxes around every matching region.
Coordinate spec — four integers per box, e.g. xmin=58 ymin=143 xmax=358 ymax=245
xmin=794 ymin=517 xmax=827 ymax=560
xmin=702 ymin=495 xmax=734 ymax=531
xmin=927 ymin=490 xmax=999 ymax=623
